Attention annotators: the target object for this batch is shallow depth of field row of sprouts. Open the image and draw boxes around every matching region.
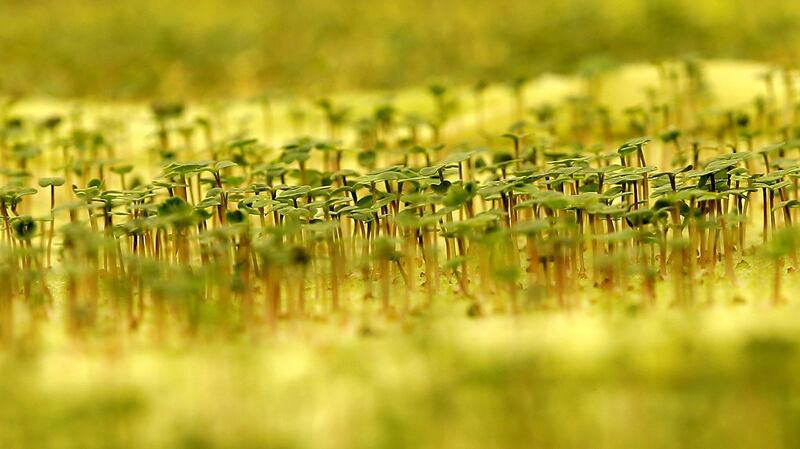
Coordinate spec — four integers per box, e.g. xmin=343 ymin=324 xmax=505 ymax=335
xmin=2 ymin=60 xmax=800 ymax=339
xmin=6 ymin=59 xmax=800 ymax=449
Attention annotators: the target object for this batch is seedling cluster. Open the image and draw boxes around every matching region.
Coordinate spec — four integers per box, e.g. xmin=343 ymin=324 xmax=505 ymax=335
xmin=1 ymin=60 xmax=800 ymax=340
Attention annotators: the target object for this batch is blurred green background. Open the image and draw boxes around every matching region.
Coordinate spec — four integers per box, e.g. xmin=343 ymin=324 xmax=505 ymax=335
xmin=2 ymin=0 xmax=799 ymax=98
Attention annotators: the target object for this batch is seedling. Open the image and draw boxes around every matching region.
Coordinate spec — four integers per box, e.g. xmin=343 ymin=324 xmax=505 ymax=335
xmin=1 ymin=59 xmax=799 ymax=352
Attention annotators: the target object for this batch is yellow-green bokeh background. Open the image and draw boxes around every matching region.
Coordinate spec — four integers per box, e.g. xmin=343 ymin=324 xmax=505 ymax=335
xmin=2 ymin=0 xmax=800 ymax=98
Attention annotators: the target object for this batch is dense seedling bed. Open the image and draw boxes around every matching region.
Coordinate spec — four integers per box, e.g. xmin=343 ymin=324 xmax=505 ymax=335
xmin=5 ymin=58 xmax=800 ymax=449
xmin=1 ymin=60 xmax=800 ymax=342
